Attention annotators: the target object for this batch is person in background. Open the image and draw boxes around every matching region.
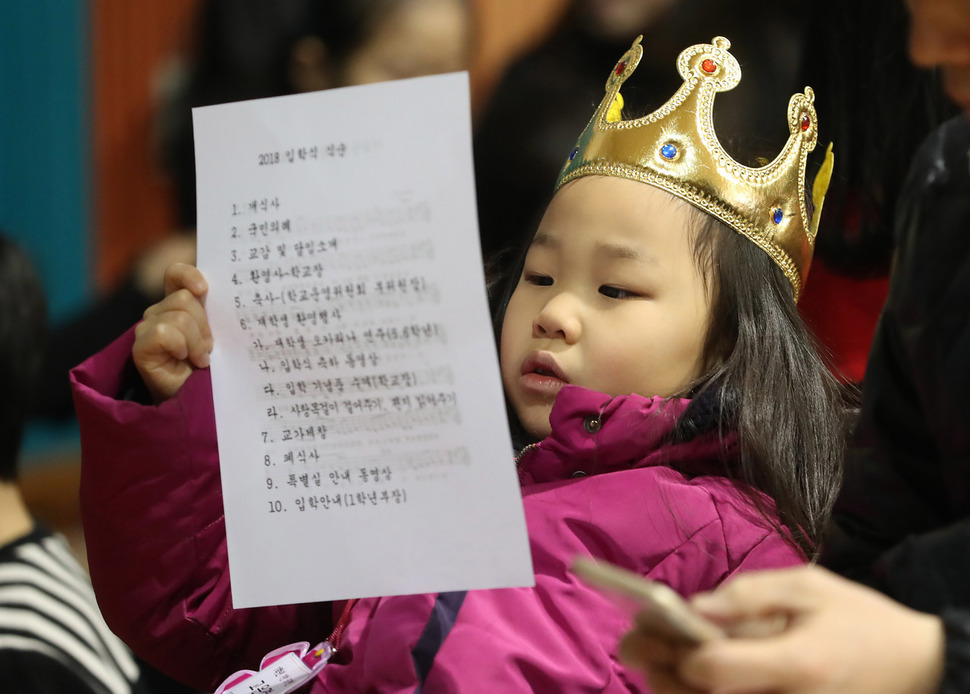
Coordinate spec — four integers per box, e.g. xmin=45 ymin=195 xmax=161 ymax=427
xmin=623 ymin=0 xmax=970 ymax=691
xmin=0 ymin=234 xmax=151 ymax=694
xmin=34 ymin=0 xmax=471 ymax=421
xmin=823 ymin=0 xmax=970 ymax=615
xmin=159 ymin=0 xmax=471 ymax=233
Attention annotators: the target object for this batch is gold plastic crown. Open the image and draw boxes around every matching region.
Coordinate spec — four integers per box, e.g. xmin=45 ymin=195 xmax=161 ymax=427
xmin=556 ymin=36 xmax=834 ymax=300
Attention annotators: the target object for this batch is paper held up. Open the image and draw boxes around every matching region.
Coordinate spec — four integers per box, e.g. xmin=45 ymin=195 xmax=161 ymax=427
xmin=193 ymin=72 xmax=533 ymax=609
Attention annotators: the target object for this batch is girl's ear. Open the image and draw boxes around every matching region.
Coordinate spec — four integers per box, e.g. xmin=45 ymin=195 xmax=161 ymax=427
xmin=288 ymin=36 xmax=333 ymax=93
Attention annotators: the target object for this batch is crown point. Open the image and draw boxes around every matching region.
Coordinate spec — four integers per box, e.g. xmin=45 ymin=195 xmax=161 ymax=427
xmin=556 ymin=36 xmax=817 ymax=300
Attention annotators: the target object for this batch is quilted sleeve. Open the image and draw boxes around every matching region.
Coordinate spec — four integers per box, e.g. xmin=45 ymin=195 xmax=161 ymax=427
xmin=71 ymin=328 xmax=333 ymax=691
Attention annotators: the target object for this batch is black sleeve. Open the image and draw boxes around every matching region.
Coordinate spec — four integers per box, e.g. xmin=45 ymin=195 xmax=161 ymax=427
xmin=822 ymin=118 xmax=970 ymax=614
xmin=939 ymin=609 xmax=970 ymax=694
xmin=822 ymin=310 xmax=953 ymax=601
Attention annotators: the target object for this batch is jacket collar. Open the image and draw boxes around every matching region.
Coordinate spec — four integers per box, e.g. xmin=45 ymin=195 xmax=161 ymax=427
xmin=517 ymin=385 xmax=736 ymax=485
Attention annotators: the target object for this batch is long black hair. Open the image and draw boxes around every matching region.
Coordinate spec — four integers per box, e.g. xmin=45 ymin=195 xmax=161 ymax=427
xmin=683 ymin=209 xmax=847 ymax=555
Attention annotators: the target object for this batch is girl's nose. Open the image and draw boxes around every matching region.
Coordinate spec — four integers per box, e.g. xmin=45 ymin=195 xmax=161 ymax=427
xmin=532 ymin=293 xmax=581 ymax=343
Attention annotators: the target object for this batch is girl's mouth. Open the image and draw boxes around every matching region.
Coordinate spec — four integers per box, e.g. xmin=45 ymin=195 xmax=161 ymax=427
xmin=520 ymin=353 xmax=569 ymax=396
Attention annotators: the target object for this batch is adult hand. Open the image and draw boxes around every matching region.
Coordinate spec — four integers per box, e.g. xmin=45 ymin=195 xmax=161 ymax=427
xmin=133 ymin=263 xmax=212 ymax=403
xmin=623 ymin=565 xmax=946 ymax=694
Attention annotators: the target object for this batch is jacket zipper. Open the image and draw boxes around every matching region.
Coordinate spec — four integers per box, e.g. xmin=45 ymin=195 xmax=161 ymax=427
xmin=515 ymin=443 xmax=538 ymax=466
xmin=327 ymin=598 xmax=358 ymax=653
xmin=327 ymin=447 xmax=532 ymax=653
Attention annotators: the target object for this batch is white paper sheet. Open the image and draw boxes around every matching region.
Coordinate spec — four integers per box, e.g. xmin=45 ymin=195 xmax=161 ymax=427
xmin=193 ymin=73 xmax=533 ymax=609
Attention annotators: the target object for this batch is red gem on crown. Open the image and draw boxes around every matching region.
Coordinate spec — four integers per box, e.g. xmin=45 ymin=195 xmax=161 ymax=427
xmin=800 ymin=112 xmax=811 ymax=132
xmin=615 ymin=61 xmax=627 ymax=75
xmin=701 ymin=59 xmax=717 ymax=74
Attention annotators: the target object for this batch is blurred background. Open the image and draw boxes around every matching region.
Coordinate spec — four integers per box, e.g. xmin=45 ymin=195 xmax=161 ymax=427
xmin=0 ymin=0 xmax=569 ymax=559
xmin=1 ymin=0 xmax=955 ymax=564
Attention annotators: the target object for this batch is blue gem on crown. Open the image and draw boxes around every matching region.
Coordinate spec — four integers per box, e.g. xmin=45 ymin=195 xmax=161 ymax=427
xmin=660 ymin=143 xmax=678 ymax=160
xmin=772 ymin=208 xmax=784 ymax=224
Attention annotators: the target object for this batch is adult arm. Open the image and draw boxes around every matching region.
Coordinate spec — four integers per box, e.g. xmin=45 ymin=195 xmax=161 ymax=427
xmin=824 ymin=310 xmax=970 ymax=609
xmin=939 ymin=609 xmax=970 ymax=694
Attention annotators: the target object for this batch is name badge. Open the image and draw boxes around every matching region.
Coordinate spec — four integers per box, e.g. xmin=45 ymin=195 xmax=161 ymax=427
xmin=214 ymin=641 xmax=332 ymax=694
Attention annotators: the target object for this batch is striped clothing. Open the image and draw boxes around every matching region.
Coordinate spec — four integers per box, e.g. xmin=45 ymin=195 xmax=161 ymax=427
xmin=0 ymin=526 xmax=146 ymax=694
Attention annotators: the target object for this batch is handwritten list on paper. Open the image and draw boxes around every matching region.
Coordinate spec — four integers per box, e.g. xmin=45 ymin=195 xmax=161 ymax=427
xmin=193 ymin=73 xmax=533 ymax=609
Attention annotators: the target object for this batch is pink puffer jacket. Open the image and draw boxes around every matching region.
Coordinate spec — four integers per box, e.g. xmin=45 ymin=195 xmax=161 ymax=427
xmin=72 ymin=328 xmax=804 ymax=693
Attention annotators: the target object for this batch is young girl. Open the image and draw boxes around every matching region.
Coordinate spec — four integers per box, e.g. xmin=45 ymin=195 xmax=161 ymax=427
xmin=71 ymin=36 xmax=844 ymax=693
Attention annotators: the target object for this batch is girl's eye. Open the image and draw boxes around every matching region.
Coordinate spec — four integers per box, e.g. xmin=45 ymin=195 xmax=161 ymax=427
xmin=525 ymin=273 xmax=553 ymax=287
xmin=599 ymin=285 xmax=638 ymax=299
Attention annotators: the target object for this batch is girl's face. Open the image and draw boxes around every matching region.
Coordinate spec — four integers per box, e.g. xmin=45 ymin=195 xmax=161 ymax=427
xmin=500 ymin=176 xmax=712 ymax=439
